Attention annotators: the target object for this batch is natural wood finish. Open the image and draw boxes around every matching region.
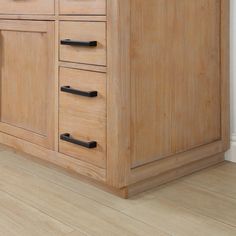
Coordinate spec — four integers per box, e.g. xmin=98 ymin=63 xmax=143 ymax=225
xmin=59 ymin=67 xmax=106 ymax=168
xmin=60 ymin=21 xmax=106 ymax=66
xmin=59 ymin=0 xmax=106 ymax=15
xmin=130 ymin=140 xmax=224 ymax=184
xmin=0 ymin=0 xmax=230 ymax=197
xmin=54 ymin=19 xmax=59 ymax=152
xmin=128 ymin=153 xmax=225 ymax=197
xmin=106 ymin=0 xmax=229 ymax=190
xmin=0 ymin=19 xmax=49 ymax=32
xmin=0 ymin=14 xmax=106 ymax=22
xmin=106 ymin=0 xmax=131 ymax=188
xmin=220 ymin=0 xmax=230 ymax=150
xmin=0 ymin=14 xmax=56 ymax=20
xmin=0 ymin=20 xmax=55 ymax=149
xmin=0 ymin=131 xmax=106 ymax=182
xmin=0 ymin=0 xmax=54 ymax=15
xmin=130 ymin=0 xmax=221 ymax=167
xmin=59 ymin=15 xmax=106 ymax=21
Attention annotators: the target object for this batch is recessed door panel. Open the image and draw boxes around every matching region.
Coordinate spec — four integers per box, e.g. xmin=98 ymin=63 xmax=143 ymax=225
xmin=0 ymin=20 xmax=55 ymax=149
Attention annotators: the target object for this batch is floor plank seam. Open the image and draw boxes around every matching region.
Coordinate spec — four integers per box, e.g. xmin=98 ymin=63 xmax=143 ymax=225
xmin=0 ymin=188 xmax=79 ymax=233
xmin=0 ymin=157 xmax=171 ymax=234
xmin=119 ymin=210 xmax=173 ymax=236
xmin=0 ymin=175 xmax=164 ymax=236
xmin=1 ymin=156 xmax=124 ymax=209
xmin=0 ymin=153 xmax=157 ymax=213
xmin=155 ymin=188 xmax=236 ymax=230
xmin=183 ymin=179 xmax=236 ymax=202
xmin=182 ymin=181 xmax=236 ymax=203
xmin=121 ymin=194 xmax=236 ymax=235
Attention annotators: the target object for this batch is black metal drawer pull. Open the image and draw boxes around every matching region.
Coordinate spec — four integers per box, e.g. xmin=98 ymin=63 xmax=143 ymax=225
xmin=61 ymin=86 xmax=98 ymax=97
xmin=60 ymin=133 xmax=97 ymax=149
xmin=61 ymin=39 xmax=97 ymax=47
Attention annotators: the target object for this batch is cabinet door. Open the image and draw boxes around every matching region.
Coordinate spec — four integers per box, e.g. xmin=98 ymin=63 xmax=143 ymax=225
xmin=0 ymin=20 xmax=55 ymax=149
xmin=130 ymin=0 xmax=222 ymax=167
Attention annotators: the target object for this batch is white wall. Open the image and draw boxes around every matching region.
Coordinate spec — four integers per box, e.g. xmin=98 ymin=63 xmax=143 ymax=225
xmin=226 ymin=0 xmax=236 ymax=162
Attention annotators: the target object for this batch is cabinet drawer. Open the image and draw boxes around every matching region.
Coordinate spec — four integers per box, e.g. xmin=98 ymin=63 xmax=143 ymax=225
xmin=60 ymin=0 xmax=106 ymax=15
xmin=60 ymin=21 xmax=106 ymax=66
xmin=59 ymin=67 xmax=106 ymax=168
xmin=0 ymin=0 xmax=54 ymax=15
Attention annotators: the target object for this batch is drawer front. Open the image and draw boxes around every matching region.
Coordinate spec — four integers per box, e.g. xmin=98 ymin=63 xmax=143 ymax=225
xmin=59 ymin=67 xmax=106 ymax=168
xmin=60 ymin=21 xmax=106 ymax=66
xmin=60 ymin=0 xmax=106 ymax=15
xmin=0 ymin=0 xmax=54 ymax=15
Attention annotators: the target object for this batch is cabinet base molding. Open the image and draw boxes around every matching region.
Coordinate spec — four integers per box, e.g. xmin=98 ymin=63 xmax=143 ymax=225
xmin=127 ymin=153 xmax=225 ymax=198
xmin=129 ymin=141 xmax=224 ymax=185
xmin=105 ymin=152 xmax=224 ymax=199
xmin=0 ymin=132 xmax=225 ymax=199
xmin=0 ymin=132 xmax=106 ymax=182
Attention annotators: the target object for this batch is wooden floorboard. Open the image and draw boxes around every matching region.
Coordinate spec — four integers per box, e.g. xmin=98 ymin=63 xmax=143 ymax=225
xmin=122 ymin=196 xmax=236 ymax=236
xmin=147 ymin=182 xmax=236 ymax=227
xmin=0 ymin=189 xmax=73 ymax=236
xmin=0 ymin=151 xmax=168 ymax=236
xmin=0 ymin=148 xmax=235 ymax=235
xmin=183 ymin=161 xmax=236 ymax=200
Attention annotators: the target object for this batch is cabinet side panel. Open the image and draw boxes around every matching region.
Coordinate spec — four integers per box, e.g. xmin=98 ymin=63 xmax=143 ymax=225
xmin=131 ymin=0 xmax=221 ymax=167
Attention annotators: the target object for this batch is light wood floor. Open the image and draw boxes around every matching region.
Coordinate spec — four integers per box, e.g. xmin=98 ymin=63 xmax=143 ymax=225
xmin=0 ymin=146 xmax=235 ymax=236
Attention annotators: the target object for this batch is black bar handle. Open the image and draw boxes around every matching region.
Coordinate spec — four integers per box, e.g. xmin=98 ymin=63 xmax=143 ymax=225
xmin=61 ymin=86 xmax=98 ymax=97
xmin=61 ymin=39 xmax=97 ymax=47
xmin=60 ymin=133 xmax=97 ymax=149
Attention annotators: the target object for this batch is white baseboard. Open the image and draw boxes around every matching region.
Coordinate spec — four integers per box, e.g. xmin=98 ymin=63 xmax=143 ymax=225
xmin=226 ymin=140 xmax=236 ymax=163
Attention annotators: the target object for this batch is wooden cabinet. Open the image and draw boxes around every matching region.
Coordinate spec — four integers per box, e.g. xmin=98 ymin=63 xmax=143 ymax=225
xmin=0 ymin=0 xmax=230 ymax=198
xmin=107 ymin=0 xmax=229 ymax=194
xmin=0 ymin=0 xmax=54 ymax=15
xmin=0 ymin=20 xmax=55 ymax=149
